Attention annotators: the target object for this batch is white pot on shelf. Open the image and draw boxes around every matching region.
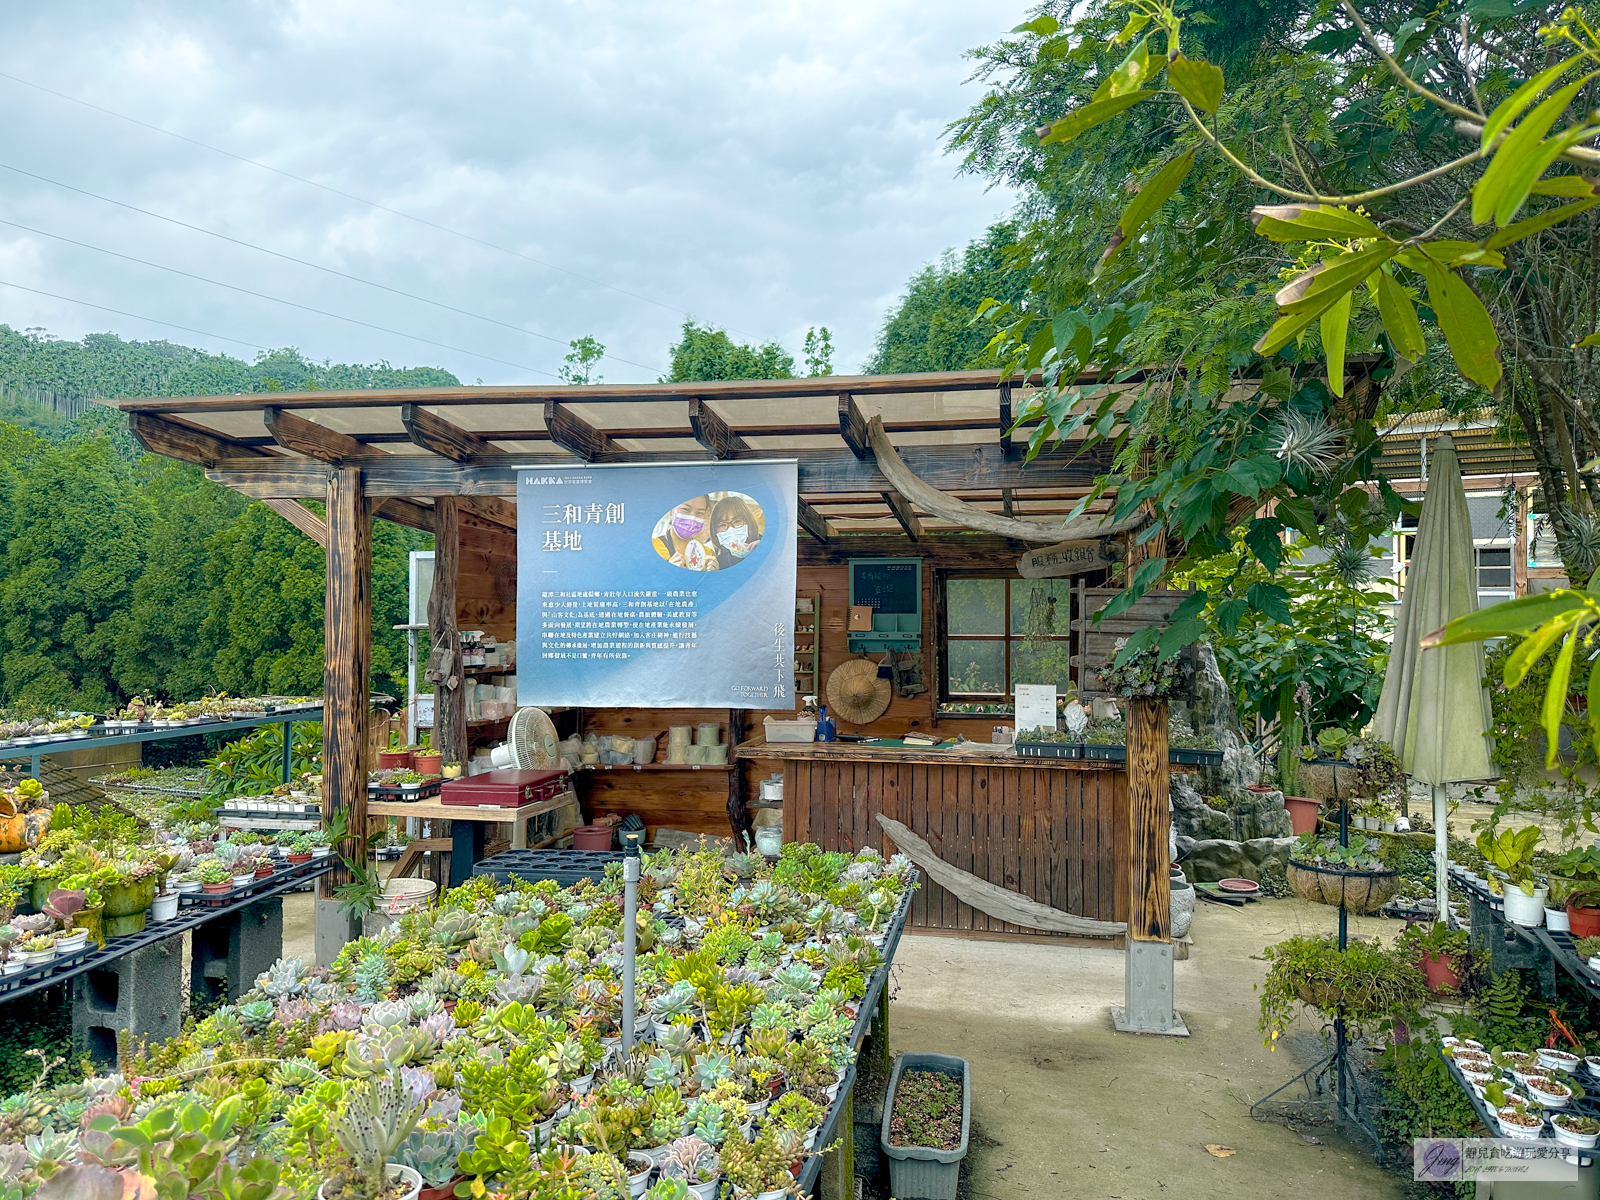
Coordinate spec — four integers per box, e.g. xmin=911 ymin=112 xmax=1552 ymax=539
xmin=1548 ymin=907 xmax=1572 ymax=932
xmin=151 ymin=893 xmax=180 ymax=922
xmin=1504 ymin=885 xmax=1549 ymax=927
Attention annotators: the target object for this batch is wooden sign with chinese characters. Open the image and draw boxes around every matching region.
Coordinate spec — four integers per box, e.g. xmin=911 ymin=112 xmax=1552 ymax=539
xmin=1017 ymin=539 xmax=1114 ymax=579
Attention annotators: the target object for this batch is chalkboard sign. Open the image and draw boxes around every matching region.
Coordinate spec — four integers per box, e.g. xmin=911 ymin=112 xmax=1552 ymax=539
xmin=850 ymin=559 xmax=919 ymax=614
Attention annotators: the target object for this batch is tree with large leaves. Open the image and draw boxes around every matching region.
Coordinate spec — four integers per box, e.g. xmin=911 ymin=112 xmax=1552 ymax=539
xmin=950 ymin=0 xmax=1600 ymax=675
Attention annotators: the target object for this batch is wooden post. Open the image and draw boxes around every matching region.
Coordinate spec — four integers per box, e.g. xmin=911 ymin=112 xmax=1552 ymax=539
xmin=1115 ymin=695 xmax=1186 ymax=1034
xmin=1514 ymin=485 xmax=1529 ymax=598
xmin=726 ymin=708 xmax=748 ymax=844
xmin=317 ymin=466 xmax=372 ymax=961
xmin=1126 ymin=697 xmax=1170 ymax=941
xmin=428 ymin=497 xmax=467 ymax=765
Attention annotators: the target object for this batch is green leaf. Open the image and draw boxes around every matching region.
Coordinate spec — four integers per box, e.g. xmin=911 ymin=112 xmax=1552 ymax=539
xmin=1012 ymin=14 xmax=1060 ymax=36
xmin=1251 ymin=204 xmax=1384 ymax=242
xmin=1479 ymin=54 xmax=1581 ymax=151
xmin=1097 ymin=150 xmax=1194 ymax=275
xmin=1158 ymin=617 xmax=1207 ymax=659
xmin=1484 ymin=197 xmax=1600 ymax=250
xmin=1544 ymin=627 xmax=1580 ymax=767
xmin=1111 ymin=12 xmax=1149 ymax=44
xmin=1531 ymin=176 xmax=1600 ymax=197
xmin=1423 ymin=591 xmax=1590 ymax=647
xmin=1504 ymin=612 xmax=1581 ymax=687
xmin=1274 ymin=496 xmax=1319 ymax=540
xmin=1373 ymin=270 xmax=1427 ymax=362
xmin=1039 ymin=90 xmax=1153 ymax=145
xmin=1304 ymin=25 xmax=1361 ymax=54
xmin=1168 ymin=55 xmax=1223 ymax=113
xmin=1588 ymin=643 xmax=1600 ymax=748
xmin=1578 ymin=331 xmax=1600 ymax=348
xmin=1095 ymin=36 xmax=1155 ymax=101
xmin=1417 ymin=240 xmax=1506 ymax=268
xmin=1256 ymin=243 xmax=1400 ymax=356
xmin=1415 ymin=259 xmax=1503 ymax=390
xmin=1320 ymin=289 xmax=1352 ymax=397
xmin=1129 ymin=556 xmax=1167 ymax=593
xmin=1473 ymin=73 xmax=1600 ymax=226
xmin=1246 ymin=581 xmax=1293 ymax=625
xmin=1244 ymin=519 xmax=1283 ymax=571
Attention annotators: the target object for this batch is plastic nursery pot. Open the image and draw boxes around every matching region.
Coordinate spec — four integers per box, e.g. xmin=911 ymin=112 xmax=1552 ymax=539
xmin=286 ymin=852 xmax=313 ymax=864
xmin=412 ymin=752 xmax=442 ymax=775
xmin=1568 ymin=902 xmax=1600 ymax=940
xmin=419 ymin=1179 xmax=468 ymax=1200
xmin=317 ymin=1164 xmax=422 ymax=1200
xmin=572 ymin=825 xmax=616 ymax=851
xmin=378 ymin=749 xmax=413 ymax=770
xmin=1282 ymin=796 xmax=1321 ymax=836
xmin=1422 ymin=951 xmax=1460 ymax=994
xmin=150 ymin=893 xmax=180 ymax=923
xmin=201 ymin=882 xmax=233 ymax=895
xmin=1503 ymin=885 xmax=1548 ymax=927
xmin=881 ymin=1052 xmax=971 ymax=1200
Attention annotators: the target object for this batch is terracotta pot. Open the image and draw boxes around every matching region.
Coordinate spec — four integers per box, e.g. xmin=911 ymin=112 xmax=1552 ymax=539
xmin=419 ymin=1180 xmax=467 ymax=1200
xmin=254 ymin=865 xmax=274 ymax=878
xmin=286 ymin=852 xmax=313 ymax=864
xmin=201 ymin=882 xmax=232 ymax=894
xmin=379 ymin=750 xmax=412 ymax=770
xmin=1422 ymin=951 xmax=1461 ymax=994
xmin=1568 ymin=903 xmax=1600 ymax=939
xmin=1283 ymin=795 xmax=1321 ymax=836
xmin=573 ymin=825 xmax=615 ymax=851
xmin=413 ymin=752 xmax=442 ymax=775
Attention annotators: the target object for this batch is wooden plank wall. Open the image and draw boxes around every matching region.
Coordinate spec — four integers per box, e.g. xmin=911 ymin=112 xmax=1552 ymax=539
xmin=783 ymin=757 xmax=1128 ymax=938
xmin=456 ymin=511 xmax=516 ymax=642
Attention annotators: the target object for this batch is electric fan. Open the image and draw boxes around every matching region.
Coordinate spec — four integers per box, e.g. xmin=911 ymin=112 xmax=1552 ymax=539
xmin=489 ymin=706 xmax=561 ymax=770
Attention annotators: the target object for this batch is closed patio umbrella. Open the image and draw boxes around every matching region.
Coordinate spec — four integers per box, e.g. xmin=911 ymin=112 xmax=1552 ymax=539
xmin=1373 ymin=435 xmax=1496 ymax=921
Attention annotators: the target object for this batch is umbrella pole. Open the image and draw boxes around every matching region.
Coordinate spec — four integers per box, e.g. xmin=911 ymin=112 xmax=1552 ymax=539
xmin=1432 ymin=783 xmax=1449 ymax=924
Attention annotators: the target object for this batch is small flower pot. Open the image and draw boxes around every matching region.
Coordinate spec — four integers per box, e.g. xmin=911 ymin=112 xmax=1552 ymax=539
xmin=312 ymin=846 xmax=332 ymax=858
xmin=201 ymin=882 xmax=233 ymax=895
xmin=1547 ymin=907 xmax=1572 ymax=932
xmin=1553 ymin=1117 xmax=1600 ymax=1149
xmin=379 ymin=750 xmax=413 ymax=770
xmin=232 ymin=874 xmax=255 ymax=889
xmin=54 ymin=930 xmax=89 ymax=955
xmin=1282 ymin=796 xmax=1320 ymax=836
xmin=1528 ymin=1079 xmax=1572 ymax=1108
xmin=687 ymin=1179 xmax=719 ymax=1200
xmin=419 ymin=1179 xmax=468 ymax=1200
xmin=175 ymin=880 xmax=202 ymax=894
xmin=286 ymin=852 xmax=313 ymax=864
xmin=1421 ymin=951 xmax=1460 ymax=994
xmin=318 ymin=1163 xmax=421 ymax=1200
xmin=21 ymin=948 xmax=55 ymax=967
xmin=74 ymin=903 xmax=105 ymax=949
xmin=1498 ymin=1109 xmax=1544 ymax=1139
xmin=626 ymin=1153 xmax=653 ymax=1199
xmin=1 ymin=959 xmax=27 ymax=976
xmin=254 ymin=865 xmax=274 ymax=879
xmin=150 ymin=893 xmax=180 ymax=923
xmin=1568 ymin=902 xmax=1600 ymax=939
xmin=1538 ymin=1048 xmax=1582 ymax=1074
xmin=413 ymin=752 xmax=442 ymax=775
xmin=1504 ymin=885 xmax=1549 ymax=927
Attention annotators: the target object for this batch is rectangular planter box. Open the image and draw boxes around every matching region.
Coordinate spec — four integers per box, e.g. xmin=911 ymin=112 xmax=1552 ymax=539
xmin=1169 ymin=748 xmax=1223 ymax=765
xmin=1082 ymin=744 xmax=1127 ymax=762
xmin=881 ymin=1052 xmax=970 ymax=1200
xmin=1014 ymin=741 xmax=1081 ymax=759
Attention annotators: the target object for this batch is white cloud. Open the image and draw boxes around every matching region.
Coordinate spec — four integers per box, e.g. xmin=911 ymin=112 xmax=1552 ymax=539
xmin=0 ymin=0 xmax=1017 ymax=383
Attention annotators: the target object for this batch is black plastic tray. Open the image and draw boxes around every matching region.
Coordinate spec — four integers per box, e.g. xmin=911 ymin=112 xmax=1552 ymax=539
xmin=1015 ymin=742 xmax=1081 ymax=759
xmin=473 ymin=848 xmax=625 ymax=885
xmin=1170 ymin=747 xmax=1223 ymax=765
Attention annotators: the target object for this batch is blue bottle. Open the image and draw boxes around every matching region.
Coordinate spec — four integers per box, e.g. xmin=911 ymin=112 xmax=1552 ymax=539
xmin=816 ymin=704 xmax=837 ymax=742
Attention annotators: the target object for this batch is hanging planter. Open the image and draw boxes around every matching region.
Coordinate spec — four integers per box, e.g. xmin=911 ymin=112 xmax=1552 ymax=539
xmin=1286 ymin=859 xmax=1400 ymax=914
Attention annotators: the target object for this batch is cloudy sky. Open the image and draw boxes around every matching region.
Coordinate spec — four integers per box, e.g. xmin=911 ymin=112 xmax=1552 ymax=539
xmin=0 ymin=1 xmax=1020 ymax=385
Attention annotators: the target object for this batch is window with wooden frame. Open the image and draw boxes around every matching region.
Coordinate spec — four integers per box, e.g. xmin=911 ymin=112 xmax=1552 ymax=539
xmin=940 ymin=576 xmax=1074 ymax=703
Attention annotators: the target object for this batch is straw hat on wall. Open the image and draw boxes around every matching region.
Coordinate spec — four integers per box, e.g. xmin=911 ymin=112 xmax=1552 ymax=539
xmin=825 ymin=658 xmax=892 ymax=725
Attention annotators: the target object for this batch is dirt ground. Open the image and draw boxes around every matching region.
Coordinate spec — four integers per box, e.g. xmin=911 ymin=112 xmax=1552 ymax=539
xmin=883 ymin=899 xmax=1412 ymax=1200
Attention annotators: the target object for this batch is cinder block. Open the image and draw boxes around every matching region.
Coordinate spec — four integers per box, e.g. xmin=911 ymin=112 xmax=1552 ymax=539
xmin=315 ymin=897 xmax=361 ymax=968
xmin=72 ymin=938 xmax=185 ymax=1066
xmin=191 ymin=898 xmax=283 ymax=1006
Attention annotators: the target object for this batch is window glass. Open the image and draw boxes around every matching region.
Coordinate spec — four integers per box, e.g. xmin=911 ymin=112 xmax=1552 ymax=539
xmin=946 ymin=639 xmax=1006 ymax=695
xmin=947 ymin=579 xmax=1004 ymax=635
xmin=1011 ymin=639 xmax=1074 ymax=693
xmin=1009 ymin=579 xmax=1070 ymax=636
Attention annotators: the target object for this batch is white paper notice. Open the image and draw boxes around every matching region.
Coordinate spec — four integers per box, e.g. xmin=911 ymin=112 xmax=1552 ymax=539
xmin=1014 ymin=683 xmax=1057 ymax=736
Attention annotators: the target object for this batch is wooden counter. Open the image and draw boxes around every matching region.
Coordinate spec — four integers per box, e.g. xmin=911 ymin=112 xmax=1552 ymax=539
xmin=736 ymin=737 xmax=1133 ymax=940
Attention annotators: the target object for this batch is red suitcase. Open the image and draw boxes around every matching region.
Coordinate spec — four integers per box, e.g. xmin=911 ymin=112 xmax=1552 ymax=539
xmin=440 ymin=768 xmax=570 ymax=808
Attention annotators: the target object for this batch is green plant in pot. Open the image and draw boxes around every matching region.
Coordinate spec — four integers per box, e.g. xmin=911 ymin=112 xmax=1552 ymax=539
xmin=1576 ymin=936 xmax=1600 ymax=968
xmin=1398 ymin=922 xmax=1469 ymax=995
xmin=1477 ymin=826 xmax=1546 ymax=926
xmin=1258 ymin=933 xmax=1428 ymax=1046
xmin=321 ymin=1072 xmax=425 ymax=1200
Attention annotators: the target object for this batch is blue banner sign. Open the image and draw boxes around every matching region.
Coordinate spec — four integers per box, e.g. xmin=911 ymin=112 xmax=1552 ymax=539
xmin=517 ymin=461 xmax=798 ymax=709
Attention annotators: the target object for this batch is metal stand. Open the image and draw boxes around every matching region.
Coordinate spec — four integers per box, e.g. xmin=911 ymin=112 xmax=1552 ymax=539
xmin=621 ymin=829 xmax=641 ymax=1056
xmin=1251 ymin=788 xmax=1383 ymax=1160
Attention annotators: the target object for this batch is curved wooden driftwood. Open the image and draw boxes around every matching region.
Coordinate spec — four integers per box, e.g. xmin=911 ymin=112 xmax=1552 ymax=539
xmin=866 ymin=415 xmax=1147 ymax=543
xmin=876 ymin=814 xmax=1127 ymax=937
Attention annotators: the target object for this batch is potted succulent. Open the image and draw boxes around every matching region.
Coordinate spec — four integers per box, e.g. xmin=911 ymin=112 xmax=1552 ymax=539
xmin=1577 ymin=936 xmax=1600 ymax=972
xmin=253 ymin=854 xmax=276 ymax=880
xmin=285 ymin=835 xmax=315 ymax=865
xmin=44 ymin=888 xmax=89 ymax=954
xmin=19 ymin=932 xmax=56 ymax=966
xmin=722 ymin=1128 xmax=798 ymax=1200
xmin=656 ymin=1135 xmax=720 ymax=1200
xmin=309 ymin=830 xmax=334 ymax=858
xmin=319 ymin=1074 xmax=425 ymax=1200
xmin=378 ymin=735 xmax=413 ymax=771
xmin=198 ymin=861 xmax=234 ymax=895
xmin=441 ymin=761 xmax=464 ymax=781
xmin=1570 ymin=883 xmax=1600 ymax=940
xmin=0 ymin=925 xmax=23 ymax=976
xmin=880 ymin=1053 xmax=970 ymax=1200
xmin=232 ymin=858 xmax=260 ymax=889
xmin=412 ymin=744 xmax=442 ymax=776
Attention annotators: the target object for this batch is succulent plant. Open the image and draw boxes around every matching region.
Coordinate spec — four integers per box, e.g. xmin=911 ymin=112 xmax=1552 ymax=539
xmin=492 ymin=942 xmax=532 ymax=977
xmin=406 ymin=989 xmax=442 ymax=1020
xmin=256 ymin=955 xmax=308 ymax=998
xmin=327 ymin=1000 xmax=364 ymax=1031
xmin=353 ymin=949 xmax=390 ymax=1004
xmin=692 ymin=1050 xmax=733 ymax=1094
xmin=367 ymin=999 xmax=411 ymax=1030
xmin=328 ymin=1074 xmax=426 ymax=1199
xmin=643 ymin=1052 xmax=680 ymax=1089
xmin=236 ymin=1000 xmax=275 ymax=1032
xmin=657 ymin=1135 xmax=719 ymax=1184
xmin=419 ymin=1011 xmax=456 ymax=1044
xmin=650 ymin=980 xmax=699 ymax=1021
xmin=397 ymin=1123 xmax=473 ymax=1188
xmin=270 ymin=1057 xmax=324 ymax=1089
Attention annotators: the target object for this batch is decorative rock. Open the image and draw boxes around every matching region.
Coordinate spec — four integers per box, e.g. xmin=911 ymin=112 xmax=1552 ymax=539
xmin=1170 ymin=779 xmax=1234 ymax=841
xmin=1184 ymin=645 xmax=1259 ymax=795
xmin=1175 ymin=835 xmax=1295 ymax=883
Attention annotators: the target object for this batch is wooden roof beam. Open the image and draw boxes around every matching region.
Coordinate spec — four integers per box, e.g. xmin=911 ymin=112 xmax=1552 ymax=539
xmin=262 ymin=499 xmax=328 ymax=547
xmin=376 ymin=498 xmax=435 ymax=533
xmin=796 ymin=498 xmax=834 ymax=544
xmin=401 ymin=403 xmax=503 ymax=462
xmin=458 ymin=495 xmax=517 ymax=529
xmin=838 ymin=393 xmax=871 ymax=459
xmin=265 ymin=407 xmax=368 ymax=463
xmin=688 ymin=398 xmax=749 ymax=459
xmin=544 ymin=400 xmax=614 ymax=461
xmin=130 ymin=412 xmax=273 ymax=467
xmin=882 ymin=490 xmax=924 ymax=541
